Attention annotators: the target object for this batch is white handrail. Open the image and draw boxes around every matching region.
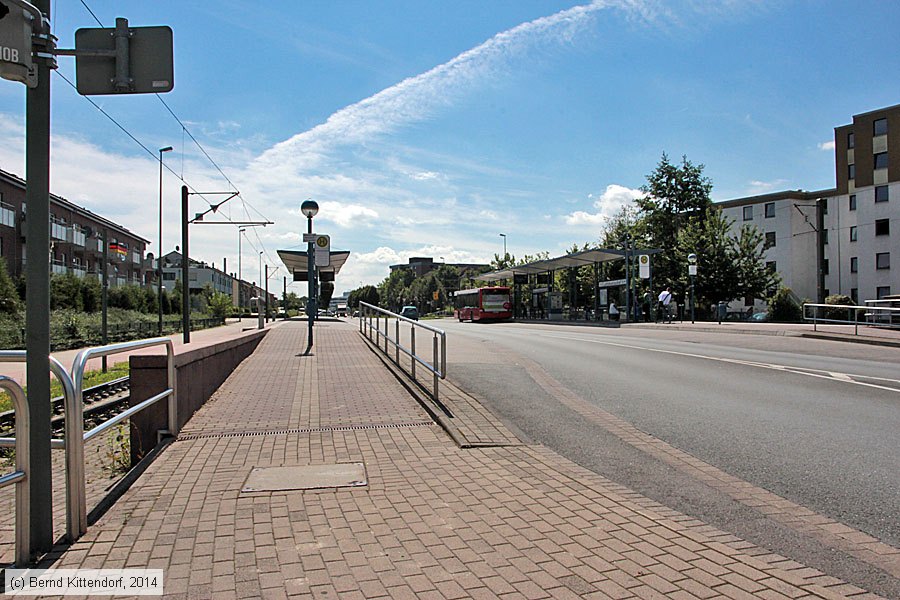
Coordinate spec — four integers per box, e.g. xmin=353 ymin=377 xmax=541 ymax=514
xmin=358 ymin=302 xmax=447 ymax=402
xmin=0 ymin=376 xmax=31 ymax=566
xmin=68 ymin=337 xmax=175 ymax=539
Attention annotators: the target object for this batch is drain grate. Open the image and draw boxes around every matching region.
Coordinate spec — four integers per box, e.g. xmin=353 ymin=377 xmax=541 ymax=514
xmin=178 ymin=420 xmax=434 ymax=441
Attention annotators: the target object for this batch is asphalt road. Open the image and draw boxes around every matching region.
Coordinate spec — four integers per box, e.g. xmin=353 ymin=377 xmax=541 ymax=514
xmin=435 ymin=319 xmax=900 ymax=597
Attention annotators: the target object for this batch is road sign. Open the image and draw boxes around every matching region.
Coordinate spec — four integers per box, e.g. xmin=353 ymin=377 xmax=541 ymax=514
xmin=638 ymin=254 xmax=650 ymax=279
xmin=315 ymin=235 xmax=330 ymax=267
xmin=689 ymin=265 xmax=698 ymax=276
xmin=302 ymin=233 xmax=317 ymax=243
xmin=74 ymin=19 xmax=173 ymax=95
xmin=0 ymin=0 xmax=35 ymax=87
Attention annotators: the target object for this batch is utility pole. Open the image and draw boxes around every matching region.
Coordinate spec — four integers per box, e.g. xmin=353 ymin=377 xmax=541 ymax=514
xmin=24 ymin=0 xmax=54 ymax=554
xmin=816 ymin=198 xmax=826 ymax=304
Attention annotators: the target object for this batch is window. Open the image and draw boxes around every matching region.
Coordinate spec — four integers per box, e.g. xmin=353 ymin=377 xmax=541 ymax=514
xmin=764 ymin=231 xmax=776 ymax=249
xmin=848 ymin=132 xmax=855 ymax=148
xmin=850 ymin=257 xmax=858 ymax=273
xmin=850 ymin=226 xmax=858 ymax=242
xmin=849 ymin=194 xmax=856 ymax=211
xmin=848 ymin=164 xmax=856 ymax=180
xmin=875 ymin=219 xmax=890 ymax=236
xmin=850 ymin=288 xmax=858 ymax=304
xmin=764 ymin=202 xmax=775 ymax=218
xmin=823 ymin=258 xmax=829 ymax=275
xmin=874 ymin=118 xmax=887 ymax=136
xmin=743 ymin=206 xmax=753 ymax=221
xmin=821 ymin=198 xmax=828 ymax=215
xmin=877 ymin=286 xmax=891 ymax=300
xmin=876 ymin=252 xmax=890 ymax=270
xmin=875 ymin=186 xmax=889 ymax=202
xmin=0 ymin=203 xmax=14 ymax=228
xmin=875 ymin=152 xmax=889 ymax=170
xmin=823 ymin=229 xmax=829 ymax=245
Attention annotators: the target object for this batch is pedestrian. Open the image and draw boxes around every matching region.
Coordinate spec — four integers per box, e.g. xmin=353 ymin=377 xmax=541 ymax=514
xmin=642 ymin=291 xmax=652 ymax=322
xmin=657 ymin=286 xmax=673 ymax=323
xmin=609 ymin=301 xmax=619 ymax=321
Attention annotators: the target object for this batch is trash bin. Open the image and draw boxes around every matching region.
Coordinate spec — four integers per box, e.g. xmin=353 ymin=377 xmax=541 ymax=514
xmin=717 ymin=301 xmax=727 ymax=324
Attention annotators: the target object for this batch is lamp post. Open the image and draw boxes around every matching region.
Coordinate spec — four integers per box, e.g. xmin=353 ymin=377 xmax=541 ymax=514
xmin=301 ymin=200 xmax=319 ymax=352
xmin=688 ymin=253 xmax=698 ymax=324
xmin=258 ymin=251 xmax=264 ymax=329
xmin=157 ymin=146 xmax=173 ymax=335
xmin=238 ymin=227 xmax=246 ymax=321
xmin=499 ymin=233 xmax=507 ymax=261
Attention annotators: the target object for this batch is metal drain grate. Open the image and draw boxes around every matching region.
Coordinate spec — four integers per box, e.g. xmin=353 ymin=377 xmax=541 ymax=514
xmin=178 ymin=420 xmax=434 ymax=441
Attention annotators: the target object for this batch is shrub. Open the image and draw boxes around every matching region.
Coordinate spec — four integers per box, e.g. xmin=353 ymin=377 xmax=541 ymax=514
xmin=824 ymin=294 xmax=855 ymax=321
xmin=768 ymin=286 xmax=802 ymax=322
xmin=0 ymin=259 xmax=21 ymax=315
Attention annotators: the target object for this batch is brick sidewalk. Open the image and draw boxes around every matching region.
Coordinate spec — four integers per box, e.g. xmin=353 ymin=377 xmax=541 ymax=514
xmin=29 ymin=320 xmax=887 ymax=598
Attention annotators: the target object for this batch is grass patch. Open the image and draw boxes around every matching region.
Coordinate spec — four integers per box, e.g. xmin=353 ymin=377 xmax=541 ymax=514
xmin=0 ymin=363 xmax=130 ymax=414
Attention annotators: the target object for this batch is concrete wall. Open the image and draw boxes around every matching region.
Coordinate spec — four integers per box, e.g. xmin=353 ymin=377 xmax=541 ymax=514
xmin=128 ymin=329 xmax=267 ymax=463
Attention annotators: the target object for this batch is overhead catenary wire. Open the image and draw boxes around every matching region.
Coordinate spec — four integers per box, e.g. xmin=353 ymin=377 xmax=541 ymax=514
xmin=58 ymin=0 xmax=282 ymax=272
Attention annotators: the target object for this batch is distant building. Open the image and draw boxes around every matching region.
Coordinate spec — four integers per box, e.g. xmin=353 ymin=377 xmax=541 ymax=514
xmin=158 ymin=250 xmax=273 ymax=310
xmin=0 ymin=168 xmax=149 ymax=287
xmin=719 ymin=104 xmax=900 ymax=308
xmin=389 ymin=256 xmax=490 ymax=278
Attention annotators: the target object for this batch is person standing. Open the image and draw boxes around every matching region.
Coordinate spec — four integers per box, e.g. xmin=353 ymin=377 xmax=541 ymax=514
xmin=657 ymin=286 xmax=673 ymax=323
xmin=642 ymin=291 xmax=652 ymax=322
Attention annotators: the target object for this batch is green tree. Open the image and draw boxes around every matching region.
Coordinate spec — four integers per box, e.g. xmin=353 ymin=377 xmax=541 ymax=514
xmin=0 ymin=260 xmax=21 ymax=315
xmin=347 ymin=285 xmax=379 ymax=309
xmin=0 ymin=260 xmax=22 ymax=315
xmin=379 ymin=268 xmax=416 ymax=310
xmin=81 ymin=277 xmax=102 ymax=313
xmin=637 ymin=153 xmax=713 ymax=287
xmin=207 ymin=291 xmax=233 ymax=319
xmin=51 ymin=273 xmax=84 ymax=311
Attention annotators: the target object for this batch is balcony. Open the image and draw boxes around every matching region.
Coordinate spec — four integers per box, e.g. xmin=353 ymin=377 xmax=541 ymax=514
xmin=51 ymin=261 xmax=68 ymax=275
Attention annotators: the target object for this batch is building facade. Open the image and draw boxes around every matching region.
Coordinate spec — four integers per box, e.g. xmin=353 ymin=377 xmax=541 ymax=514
xmin=0 ymin=168 xmax=149 ymax=287
xmin=719 ymin=104 xmax=900 ymax=308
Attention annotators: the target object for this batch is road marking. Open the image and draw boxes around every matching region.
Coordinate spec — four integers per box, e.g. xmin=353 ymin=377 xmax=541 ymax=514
xmin=536 ymin=331 xmax=900 ymax=395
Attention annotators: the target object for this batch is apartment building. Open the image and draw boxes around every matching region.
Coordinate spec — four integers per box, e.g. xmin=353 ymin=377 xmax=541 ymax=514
xmin=719 ymin=104 xmax=900 ymax=307
xmin=0 ymin=168 xmax=149 ymax=287
xmin=158 ymin=250 xmax=273 ymax=310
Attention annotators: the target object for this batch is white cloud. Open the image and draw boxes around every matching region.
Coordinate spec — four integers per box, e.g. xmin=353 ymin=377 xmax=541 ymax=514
xmin=410 ymin=171 xmax=441 ymax=181
xmin=317 ymin=201 xmax=379 ymax=228
xmin=746 ymin=179 xmax=788 ymax=195
xmin=565 ymin=184 xmax=642 ymax=225
xmin=818 ymin=140 xmax=835 ymax=151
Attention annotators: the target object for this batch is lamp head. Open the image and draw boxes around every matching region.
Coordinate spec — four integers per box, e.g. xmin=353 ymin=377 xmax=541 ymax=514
xmin=301 ymin=200 xmax=319 ymax=218
xmin=159 ymin=146 xmax=174 ymax=153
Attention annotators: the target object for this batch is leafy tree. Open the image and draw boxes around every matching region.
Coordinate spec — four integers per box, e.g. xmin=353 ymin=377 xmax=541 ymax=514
xmin=51 ymin=273 xmax=84 ymax=311
xmin=207 ymin=291 xmax=233 ymax=319
xmin=348 ymin=285 xmax=379 ymax=309
xmin=769 ymin=286 xmax=802 ymax=322
xmin=379 ymin=268 xmax=416 ymax=310
xmin=636 ymin=153 xmax=713 ymax=288
xmin=81 ymin=277 xmax=102 ymax=313
xmin=0 ymin=259 xmax=22 ymax=315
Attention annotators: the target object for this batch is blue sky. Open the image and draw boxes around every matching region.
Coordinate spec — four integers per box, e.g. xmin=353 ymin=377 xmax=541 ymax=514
xmin=1 ymin=1 xmax=899 ymax=295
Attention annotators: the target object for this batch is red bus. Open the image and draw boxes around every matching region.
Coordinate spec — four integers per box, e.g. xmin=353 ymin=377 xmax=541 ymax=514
xmin=454 ymin=287 xmax=513 ymax=322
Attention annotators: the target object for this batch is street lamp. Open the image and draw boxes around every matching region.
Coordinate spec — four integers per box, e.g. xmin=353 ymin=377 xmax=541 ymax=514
xmin=688 ymin=253 xmax=698 ymax=324
xmin=301 ymin=199 xmax=319 ymax=352
xmin=238 ymin=227 xmax=246 ymax=321
xmin=157 ymin=146 xmax=173 ymax=335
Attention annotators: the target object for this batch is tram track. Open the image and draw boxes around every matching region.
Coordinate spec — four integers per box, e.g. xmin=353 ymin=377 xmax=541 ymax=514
xmin=0 ymin=377 xmax=131 ymax=437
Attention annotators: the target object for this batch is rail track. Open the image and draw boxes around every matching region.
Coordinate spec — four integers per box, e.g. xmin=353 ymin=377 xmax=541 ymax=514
xmin=0 ymin=377 xmax=131 ymax=437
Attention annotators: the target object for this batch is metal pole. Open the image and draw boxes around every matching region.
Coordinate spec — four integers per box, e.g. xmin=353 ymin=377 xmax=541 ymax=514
xmin=690 ymin=276 xmax=695 ymax=324
xmin=97 ymin=235 xmax=107 ymax=374
xmin=25 ymin=0 xmax=53 ymax=554
xmin=238 ymin=229 xmax=243 ymax=322
xmin=157 ymin=147 xmax=171 ymax=335
xmin=181 ymin=185 xmax=190 ymax=343
xmin=283 ymin=276 xmax=287 ymax=320
xmin=306 ymin=216 xmax=315 ymax=351
xmin=624 ymin=239 xmax=631 ymax=322
xmin=264 ymin=264 xmax=269 ymax=323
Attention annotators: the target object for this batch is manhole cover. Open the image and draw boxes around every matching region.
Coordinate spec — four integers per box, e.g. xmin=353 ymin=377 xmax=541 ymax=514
xmin=242 ymin=463 xmax=367 ymax=492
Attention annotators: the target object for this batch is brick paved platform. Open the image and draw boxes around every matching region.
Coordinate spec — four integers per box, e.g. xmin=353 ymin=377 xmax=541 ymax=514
xmin=25 ymin=320 xmax=890 ymax=598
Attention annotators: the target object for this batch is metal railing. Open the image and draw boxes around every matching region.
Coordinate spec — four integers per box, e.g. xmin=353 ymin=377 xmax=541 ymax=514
xmin=803 ymin=302 xmax=900 ymax=335
xmin=0 ymin=376 xmax=31 ymax=566
xmin=68 ymin=337 xmax=176 ymax=539
xmin=358 ymin=302 xmax=447 ymax=402
xmin=0 ymin=337 xmax=175 ymax=544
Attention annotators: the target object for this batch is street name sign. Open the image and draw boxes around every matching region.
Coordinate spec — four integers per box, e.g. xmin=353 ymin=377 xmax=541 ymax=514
xmin=0 ymin=0 xmax=35 ymax=87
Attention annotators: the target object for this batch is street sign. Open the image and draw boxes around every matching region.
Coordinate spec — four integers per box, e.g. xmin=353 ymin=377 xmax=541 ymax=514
xmin=74 ymin=19 xmax=173 ymax=95
xmin=0 ymin=0 xmax=35 ymax=87
xmin=638 ymin=254 xmax=650 ymax=279
xmin=293 ymin=271 xmax=308 ymax=282
xmin=302 ymin=233 xmax=317 ymax=243
xmin=315 ymin=235 xmax=330 ymax=267
xmin=689 ymin=265 xmax=698 ymax=276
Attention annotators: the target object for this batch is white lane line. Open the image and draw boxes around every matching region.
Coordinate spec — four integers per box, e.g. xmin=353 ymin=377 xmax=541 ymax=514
xmin=535 ymin=331 xmax=900 ymax=394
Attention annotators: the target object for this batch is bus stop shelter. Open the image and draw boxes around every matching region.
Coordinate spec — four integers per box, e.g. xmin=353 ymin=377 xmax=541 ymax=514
xmin=477 ymin=247 xmax=660 ymax=321
xmin=277 ymin=249 xmax=351 ymax=285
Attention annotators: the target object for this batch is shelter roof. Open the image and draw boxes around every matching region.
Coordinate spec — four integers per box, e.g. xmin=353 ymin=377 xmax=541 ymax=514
xmin=478 ymin=247 xmax=660 ymax=282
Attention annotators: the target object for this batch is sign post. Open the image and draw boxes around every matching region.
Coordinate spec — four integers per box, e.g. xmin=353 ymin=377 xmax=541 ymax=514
xmin=688 ymin=253 xmax=698 ymax=324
